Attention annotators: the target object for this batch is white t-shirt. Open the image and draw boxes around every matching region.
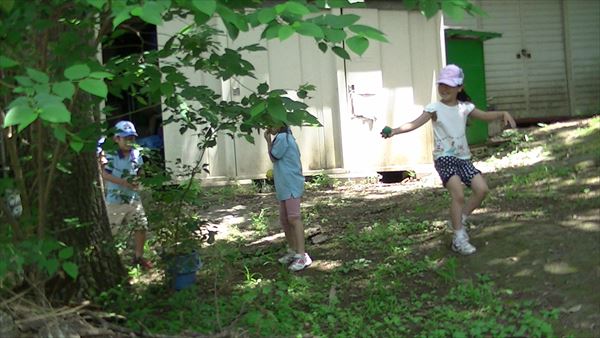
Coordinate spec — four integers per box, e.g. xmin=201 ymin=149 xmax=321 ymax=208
xmin=424 ymin=101 xmax=475 ymax=160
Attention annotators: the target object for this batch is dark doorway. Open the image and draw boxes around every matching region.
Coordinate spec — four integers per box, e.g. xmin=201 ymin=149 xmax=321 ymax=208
xmin=102 ymin=20 xmax=162 ymax=134
xmin=101 ymin=20 xmax=164 ymax=162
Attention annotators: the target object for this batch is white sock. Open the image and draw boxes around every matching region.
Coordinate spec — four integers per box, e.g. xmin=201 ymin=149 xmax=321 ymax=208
xmin=454 ymin=227 xmax=467 ymax=239
xmin=461 ymin=213 xmax=468 ymax=225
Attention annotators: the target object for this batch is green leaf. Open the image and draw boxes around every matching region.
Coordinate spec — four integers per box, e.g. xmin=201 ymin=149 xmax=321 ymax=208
xmin=0 ymin=0 xmax=15 ymax=13
xmin=318 ymin=42 xmax=328 ymax=53
xmin=192 ymin=0 xmax=216 ymax=16
xmin=324 ymin=14 xmax=360 ymax=29
xmin=15 ymin=76 xmax=33 ymax=87
xmin=264 ymin=24 xmax=280 ymax=40
xmin=64 ymin=64 xmax=91 ymax=80
xmin=41 ymin=239 xmax=61 ymax=255
xmin=62 ymin=262 xmax=79 ymax=279
xmin=59 ymin=247 xmax=74 ymax=260
xmin=325 ymin=0 xmax=353 ymax=8
xmin=346 ymin=36 xmax=369 ymax=55
xmin=257 ymin=7 xmax=277 ymax=24
xmin=133 ymin=1 xmax=167 ymax=25
xmin=113 ymin=6 xmax=133 ymax=28
xmin=257 ymin=83 xmax=269 ymax=94
xmin=250 ymin=101 xmax=266 ymax=117
xmin=4 ymin=105 xmax=37 ymax=131
xmin=69 ymin=139 xmax=84 ymax=153
xmin=403 ymin=0 xmax=419 ymax=10
xmin=161 ymin=82 xmax=175 ymax=97
xmin=332 ymin=46 xmax=350 ymax=60
xmin=295 ymin=22 xmax=324 ymax=39
xmin=52 ymin=82 xmax=76 ymax=99
xmin=442 ymin=1 xmax=465 ymax=21
xmin=35 ymin=93 xmax=63 ymax=106
xmin=45 ymin=259 xmax=59 ymax=276
xmin=323 ymin=28 xmax=346 ymax=43
xmin=284 ymin=1 xmax=310 ymax=16
xmin=40 ymin=103 xmax=71 ymax=123
xmin=420 ymin=0 xmax=440 ymax=19
xmin=222 ymin=19 xmax=240 ymax=40
xmin=53 ymin=127 xmax=67 ymax=143
xmin=267 ymin=98 xmax=286 ymax=122
xmin=0 ymin=55 xmax=19 ymax=68
xmin=8 ymin=96 xmax=29 ymax=109
xmin=89 ymin=71 xmax=114 ymax=79
xmin=349 ymin=25 xmax=388 ymax=42
xmin=85 ymin=0 xmax=106 ymax=10
xmin=278 ymin=25 xmax=295 ymax=41
xmin=217 ymin=4 xmax=248 ymax=32
xmin=79 ymin=78 xmax=108 ymax=98
xmin=26 ymin=68 xmax=49 ymax=84
xmin=33 ymin=83 xmax=51 ymax=94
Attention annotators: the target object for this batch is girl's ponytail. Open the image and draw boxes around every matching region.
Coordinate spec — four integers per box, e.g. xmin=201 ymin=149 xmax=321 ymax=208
xmin=457 ymin=90 xmax=472 ymax=103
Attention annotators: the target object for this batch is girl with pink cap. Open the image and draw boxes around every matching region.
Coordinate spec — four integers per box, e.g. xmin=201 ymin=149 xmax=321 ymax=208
xmin=381 ymin=64 xmax=516 ymax=255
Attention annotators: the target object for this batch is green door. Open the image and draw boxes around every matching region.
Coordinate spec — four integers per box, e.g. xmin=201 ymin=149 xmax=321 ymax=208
xmin=445 ymin=29 xmax=501 ymax=145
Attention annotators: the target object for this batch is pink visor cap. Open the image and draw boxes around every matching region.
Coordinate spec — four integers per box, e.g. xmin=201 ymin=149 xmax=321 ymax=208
xmin=437 ymin=64 xmax=464 ymax=87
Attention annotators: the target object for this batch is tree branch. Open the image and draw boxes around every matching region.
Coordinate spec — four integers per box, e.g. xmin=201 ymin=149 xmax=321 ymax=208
xmin=41 ymin=143 xmax=66 ymax=223
xmin=35 ymin=120 xmax=46 ymax=237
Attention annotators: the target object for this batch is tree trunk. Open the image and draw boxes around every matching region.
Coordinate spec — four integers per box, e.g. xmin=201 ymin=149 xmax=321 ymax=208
xmin=46 ymin=151 xmax=126 ymax=302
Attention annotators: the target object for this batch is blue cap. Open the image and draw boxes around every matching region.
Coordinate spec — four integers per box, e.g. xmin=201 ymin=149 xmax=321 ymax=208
xmin=115 ymin=121 xmax=138 ymax=137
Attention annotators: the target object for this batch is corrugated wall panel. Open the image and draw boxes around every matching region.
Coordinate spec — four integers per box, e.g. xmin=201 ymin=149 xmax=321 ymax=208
xmin=445 ymin=0 xmax=573 ymax=118
xmin=341 ymin=9 xmax=441 ymax=172
xmin=158 ymin=18 xmax=237 ymax=180
xmin=566 ymin=0 xmax=600 ymax=115
xmin=520 ymin=0 xmax=569 ymax=118
xmin=478 ymin=1 xmax=529 ymax=116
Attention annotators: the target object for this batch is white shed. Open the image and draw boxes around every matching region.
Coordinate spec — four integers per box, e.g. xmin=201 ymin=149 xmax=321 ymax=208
xmin=444 ymin=0 xmax=600 ymax=121
xmin=159 ymin=4 xmax=445 ymax=182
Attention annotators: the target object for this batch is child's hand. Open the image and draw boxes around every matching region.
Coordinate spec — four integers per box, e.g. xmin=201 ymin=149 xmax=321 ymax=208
xmin=503 ymin=112 xmax=517 ymax=129
xmin=263 ymin=130 xmax=271 ymax=142
xmin=125 ymin=181 xmax=139 ymax=190
xmin=380 ymin=126 xmax=394 ymax=138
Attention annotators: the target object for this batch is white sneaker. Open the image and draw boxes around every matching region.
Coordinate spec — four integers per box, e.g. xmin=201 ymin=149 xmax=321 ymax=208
xmin=452 ymin=235 xmax=476 ymax=255
xmin=278 ymin=250 xmax=296 ymax=264
xmin=289 ymin=253 xmax=312 ymax=271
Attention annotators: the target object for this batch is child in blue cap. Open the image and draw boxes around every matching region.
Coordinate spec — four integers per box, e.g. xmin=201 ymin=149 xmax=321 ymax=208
xmin=99 ymin=121 xmax=152 ymax=269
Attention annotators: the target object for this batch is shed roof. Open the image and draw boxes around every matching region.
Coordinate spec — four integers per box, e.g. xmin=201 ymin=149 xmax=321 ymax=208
xmin=444 ymin=28 xmax=502 ymax=41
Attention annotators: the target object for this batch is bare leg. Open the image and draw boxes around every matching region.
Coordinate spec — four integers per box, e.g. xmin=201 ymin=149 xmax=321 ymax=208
xmin=280 ymin=202 xmax=296 ymax=252
xmin=445 ymin=176 xmax=466 ymax=230
xmin=134 ymin=230 xmax=146 ymax=258
xmin=288 ymin=217 xmax=305 ymax=254
xmin=463 ymin=174 xmax=489 ymax=217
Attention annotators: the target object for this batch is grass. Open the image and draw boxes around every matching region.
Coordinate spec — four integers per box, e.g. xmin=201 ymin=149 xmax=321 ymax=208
xmin=97 ymin=117 xmax=600 ymax=337
xmin=99 ymin=259 xmax=558 ymax=337
xmin=98 ymin=215 xmax=559 ymax=337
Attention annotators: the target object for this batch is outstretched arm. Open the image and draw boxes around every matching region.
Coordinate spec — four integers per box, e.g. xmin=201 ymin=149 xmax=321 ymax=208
xmin=470 ymin=108 xmax=516 ymax=128
xmin=382 ymin=112 xmax=432 ymax=138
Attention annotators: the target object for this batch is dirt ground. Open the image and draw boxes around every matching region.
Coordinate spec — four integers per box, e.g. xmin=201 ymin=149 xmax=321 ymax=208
xmin=191 ymin=118 xmax=599 ymax=336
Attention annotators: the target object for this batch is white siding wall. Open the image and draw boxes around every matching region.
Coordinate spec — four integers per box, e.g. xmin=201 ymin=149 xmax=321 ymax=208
xmin=158 ymin=18 xmax=237 ymax=180
xmin=340 ymin=10 xmax=441 ymax=173
xmin=160 ymin=9 xmax=444 ymax=181
xmin=446 ymin=0 xmax=599 ymax=119
xmin=565 ymin=0 xmax=600 ymax=115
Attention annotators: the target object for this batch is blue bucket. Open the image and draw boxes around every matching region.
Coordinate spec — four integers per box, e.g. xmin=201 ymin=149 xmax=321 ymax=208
xmin=167 ymin=251 xmax=202 ymax=290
